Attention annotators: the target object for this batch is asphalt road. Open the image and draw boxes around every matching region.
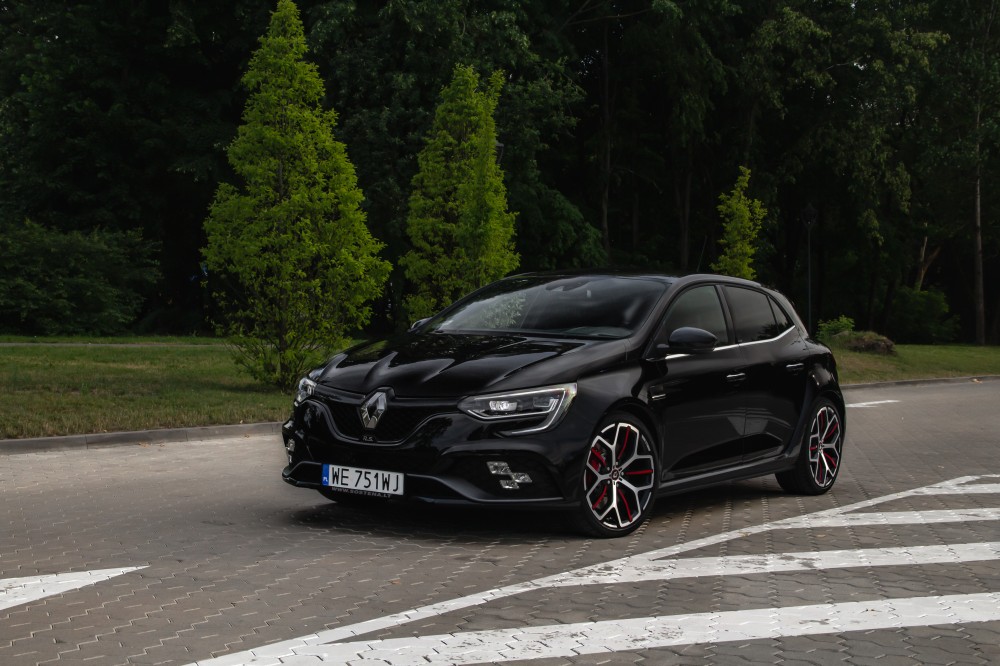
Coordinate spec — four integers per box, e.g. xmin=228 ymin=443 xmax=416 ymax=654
xmin=2 ymin=380 xmax=999 ymax=665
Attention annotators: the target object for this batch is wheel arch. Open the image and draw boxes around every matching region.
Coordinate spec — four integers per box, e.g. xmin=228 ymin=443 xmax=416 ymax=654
xmin=595 ymin=399 xmax=662 ymax=457
xmin=785 ymin=362 xmax=846 ymax=462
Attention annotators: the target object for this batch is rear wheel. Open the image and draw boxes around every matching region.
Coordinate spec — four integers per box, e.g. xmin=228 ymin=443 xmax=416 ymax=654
xmin=574 ymin=413 xmax=658 ymax=537
xmin=776 ymin=397 xmax=844 ymax=494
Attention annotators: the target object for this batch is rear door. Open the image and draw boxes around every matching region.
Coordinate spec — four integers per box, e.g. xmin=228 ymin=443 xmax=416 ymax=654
xmin=721 ymin=285 xmax=809 ymax=461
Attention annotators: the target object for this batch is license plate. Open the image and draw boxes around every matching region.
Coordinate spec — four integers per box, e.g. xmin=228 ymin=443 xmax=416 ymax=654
xmin=321 ymin=464 xmax=404 ymax=497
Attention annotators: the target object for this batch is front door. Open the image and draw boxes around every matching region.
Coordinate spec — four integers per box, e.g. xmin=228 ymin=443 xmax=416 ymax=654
xmin=644 ymin=284 xmax=748 ymax=480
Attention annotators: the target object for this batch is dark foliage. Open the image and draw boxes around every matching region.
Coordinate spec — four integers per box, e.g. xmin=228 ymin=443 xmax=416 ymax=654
xmin=0 ymin=221 xmax=159 ymax=335
xmin=0 ymin=1 xmax=997 ymax=342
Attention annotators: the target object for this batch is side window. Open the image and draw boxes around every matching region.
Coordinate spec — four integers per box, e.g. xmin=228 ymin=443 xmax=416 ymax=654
xmin=768 ymin=296 xmax=793 ymax=332
xmin=661 ymin=285 xmax=729 ymax=345
xmin=724 ymin=286 xmax=780 ymax=342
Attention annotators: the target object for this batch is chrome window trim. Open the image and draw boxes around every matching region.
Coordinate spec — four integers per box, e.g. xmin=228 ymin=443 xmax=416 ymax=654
xmin=659 ymin=326 xmax=794 ymax=361
xmin=737 ymin=324 xmax=796 ymax=347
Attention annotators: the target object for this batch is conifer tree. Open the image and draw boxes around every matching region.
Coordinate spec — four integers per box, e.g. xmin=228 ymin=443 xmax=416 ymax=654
xmin=203 ymin=0 xmax=389 ymax=389
xmin=711 ymin=167 xmax=767 ymax=280
xmin=401 ymin=65 xmax=518 ymax=320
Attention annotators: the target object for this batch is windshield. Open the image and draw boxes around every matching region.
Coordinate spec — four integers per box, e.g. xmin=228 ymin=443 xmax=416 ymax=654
xmin=424 ymin=275 xmax=670 ymax=339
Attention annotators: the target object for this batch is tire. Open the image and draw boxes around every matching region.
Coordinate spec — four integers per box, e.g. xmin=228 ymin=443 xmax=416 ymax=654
xmin=776 ymin=397 xmax=844 ymax=495
xmin=573 ymin=412 xmax=659 ymax=538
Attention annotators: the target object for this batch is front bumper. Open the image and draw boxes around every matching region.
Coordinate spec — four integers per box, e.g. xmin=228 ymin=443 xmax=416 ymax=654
xmin=281 ymin=389 xmax=592 ymax=508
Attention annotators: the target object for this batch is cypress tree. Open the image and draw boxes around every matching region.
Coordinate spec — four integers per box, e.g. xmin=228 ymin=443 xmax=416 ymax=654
xmin=401 ymin=65 xmax=518 ymax=320
xmin=203 ymin=0 xmax=389 ymax=388
xmin=711 ymin=167 xmax=767 ymax=280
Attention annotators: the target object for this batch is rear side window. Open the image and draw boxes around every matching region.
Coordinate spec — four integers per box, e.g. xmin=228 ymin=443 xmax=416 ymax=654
xmin=769 ymin=296 xmax=793 ymax=332
xmin=724 ymin=286 xmax=782 ymax=343
xmin=661 ymin=285 xmax=729 ymax=344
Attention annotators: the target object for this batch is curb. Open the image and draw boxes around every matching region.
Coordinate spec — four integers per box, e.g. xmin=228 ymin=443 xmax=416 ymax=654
xmin=842 ymin=375 xmax=1000 ymax=390
xmin=3 ymin=376 xmax=998 ymax=455
xmin=0 ymin=422 xmax=281 ymax=455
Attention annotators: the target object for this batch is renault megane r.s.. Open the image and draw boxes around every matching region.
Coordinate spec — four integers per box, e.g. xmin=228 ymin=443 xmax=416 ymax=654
xmin=281 ymin=272 xmax=844 ymax=537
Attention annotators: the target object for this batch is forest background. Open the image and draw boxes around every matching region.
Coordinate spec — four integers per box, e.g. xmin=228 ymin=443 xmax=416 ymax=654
xmin=1 ymin=0 xmax=998 ymax=346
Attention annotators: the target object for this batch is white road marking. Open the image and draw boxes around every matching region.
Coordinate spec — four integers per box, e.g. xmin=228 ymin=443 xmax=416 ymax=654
xmin=551 ymin=542 xmax=1000 ymax=586
xmin=846 ymin=400 xmax=900 ymax=408
xmin=911 ymin=483 xmax=1000 ymax=495
xmin=0 ymin=567 xmax=145 ymax=612
xmin=278 ymin=592 xmax=1000 ymax=664
xmin=190 ymin=475 xmax=1000 ymax=665
xmin=775 ymin=508 xmax=1000 ymax=530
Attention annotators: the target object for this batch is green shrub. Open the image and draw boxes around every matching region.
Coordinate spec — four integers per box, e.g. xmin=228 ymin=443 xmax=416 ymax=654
xmin=817 ymin=315 xmax=855 ymax=342
xmin=831 ymin=330 xmax=896 ymax=355
xmin=0 ymin=220 xmax=158 ymax=335
xmin=887 ymin=286 xmax=960 ymax=344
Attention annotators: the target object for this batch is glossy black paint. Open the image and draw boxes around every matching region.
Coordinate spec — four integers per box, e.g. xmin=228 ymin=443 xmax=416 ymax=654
xmin=282 ymin=272 xmax=844 ymax=512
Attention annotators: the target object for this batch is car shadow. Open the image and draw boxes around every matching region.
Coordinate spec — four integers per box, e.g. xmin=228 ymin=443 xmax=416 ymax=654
xmin=283 ymin=478 xmax=788 ymax=543
xmin=286 ymin=498 xmax=569 ymax=542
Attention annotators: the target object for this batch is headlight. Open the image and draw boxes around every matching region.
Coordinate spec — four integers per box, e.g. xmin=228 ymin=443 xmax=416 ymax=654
xmin=294 ymin=377 xmax=316 ymax=405
xmin=458 ymin=383 xmax=577 ymax=435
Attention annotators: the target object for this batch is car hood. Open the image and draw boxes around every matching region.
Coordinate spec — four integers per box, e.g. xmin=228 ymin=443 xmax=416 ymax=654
xmin=316 ymin=332 xmax=627 ymax=397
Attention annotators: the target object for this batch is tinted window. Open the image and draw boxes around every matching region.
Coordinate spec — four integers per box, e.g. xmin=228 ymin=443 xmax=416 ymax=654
xmin=427 ymin=276 xmax=669 ymax=339
xmin=768 ymin=296 xmax=793 ymax=332
xmin=661 ymin=285 xmax=729 ymax=344
xmin=724 ymin=286 xmax=781 ymax=342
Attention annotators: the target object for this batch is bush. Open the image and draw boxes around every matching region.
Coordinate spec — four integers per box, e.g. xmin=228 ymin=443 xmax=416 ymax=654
xmin=0 ymin=220 xmax=158 ymax=335
xmin=887 ymin=286 xmax=960 ymax=344
xmin=817 ymin=315 xmax=855 ymax=342
xmin=831 ymin=330 xmax=896 ymax=355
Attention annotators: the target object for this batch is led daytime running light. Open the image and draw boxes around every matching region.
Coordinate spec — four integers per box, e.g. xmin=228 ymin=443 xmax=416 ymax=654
xmin=459 ymin=383 xmax=577 ymax=435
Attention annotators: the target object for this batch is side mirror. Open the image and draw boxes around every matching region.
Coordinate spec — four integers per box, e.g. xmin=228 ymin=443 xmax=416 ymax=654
xmin=666 ymin=326 xmax=718 ymax=354
xmin=409 ymin=317 xmax=430 ymax=332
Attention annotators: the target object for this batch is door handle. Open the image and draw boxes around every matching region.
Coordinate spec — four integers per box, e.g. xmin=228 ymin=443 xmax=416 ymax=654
xmin=726 ymin=372 xmax=746 ymax=383
xmin=785 ymin=362 xmax=805 ymax=373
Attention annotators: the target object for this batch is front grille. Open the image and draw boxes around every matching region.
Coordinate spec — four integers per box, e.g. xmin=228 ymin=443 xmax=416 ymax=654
xmin=325 ymin=401 xmax=442 ymax=441
xmin=313 ymin=385 xmax=457 ymax=444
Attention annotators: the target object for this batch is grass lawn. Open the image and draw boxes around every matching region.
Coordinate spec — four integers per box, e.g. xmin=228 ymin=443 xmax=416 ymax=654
xmin=1 ymin=338 xmax=998 ymax=439
xmin=833 ymin=344 xmax=1000 ymax=385
xmin=0 ymin=341 xmax=292 ymax=439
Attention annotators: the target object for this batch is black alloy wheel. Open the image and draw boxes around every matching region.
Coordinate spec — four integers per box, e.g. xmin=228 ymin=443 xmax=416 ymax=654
xmin=776 ymin=397 xmax=844 ymax=494
xmin=575 ymin=413 xmax=658 ymax=537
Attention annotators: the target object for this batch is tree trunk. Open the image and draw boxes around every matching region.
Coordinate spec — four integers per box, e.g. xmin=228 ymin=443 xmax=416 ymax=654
xmin=973 ymin=148 xmax=986 ymax=345
xmin=879 ymin=276 xmax=898 ymax=336
xmin=865 ymin=252 xmax=880 ymax=332
xmin=913 ymin=235 xmax=941 ymax=291
xmin=631 ymin=189 xmax=640 ymax=252
xmin=990 ymin=289 xmax=1000 ymax=344
xmin=675 ymin=158 xmax=692 ymax=271
xmin=598 ymin=22 xmax=612 ymax=257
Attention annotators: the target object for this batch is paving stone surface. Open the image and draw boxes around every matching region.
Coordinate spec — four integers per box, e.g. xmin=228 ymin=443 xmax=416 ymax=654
xmin=1 ymin=381 xmax=999 ymax=665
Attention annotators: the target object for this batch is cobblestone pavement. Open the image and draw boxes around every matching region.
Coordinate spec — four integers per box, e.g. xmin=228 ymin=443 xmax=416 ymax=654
xmin=2 ymin=380 xmax=999 ymax=665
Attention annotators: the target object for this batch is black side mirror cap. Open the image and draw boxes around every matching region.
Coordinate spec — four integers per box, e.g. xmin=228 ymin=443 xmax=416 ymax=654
xmin=666 ymin=326 xmax=718 ymax=354
xmin=409 ymin=317 xmax=430 ymax=332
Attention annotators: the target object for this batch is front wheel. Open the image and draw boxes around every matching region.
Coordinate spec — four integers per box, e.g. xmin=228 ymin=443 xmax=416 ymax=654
xmin=574 ymin=413 xmax=659 ymax=537
xmin=776 ymin=397 xmax=844 ymax=494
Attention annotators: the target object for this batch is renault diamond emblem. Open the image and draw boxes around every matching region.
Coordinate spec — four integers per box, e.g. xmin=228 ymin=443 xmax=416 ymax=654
xmin=359 ymin=391 xmax=388 ymax=430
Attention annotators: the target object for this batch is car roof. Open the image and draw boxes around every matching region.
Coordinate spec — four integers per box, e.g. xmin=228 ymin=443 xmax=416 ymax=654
xmin=509 ymin=270 xmax=766 ymax=290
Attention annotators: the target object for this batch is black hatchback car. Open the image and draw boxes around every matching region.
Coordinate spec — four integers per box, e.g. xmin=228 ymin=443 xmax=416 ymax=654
xmin=282 ymin=272 xmax=844 ymax=537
